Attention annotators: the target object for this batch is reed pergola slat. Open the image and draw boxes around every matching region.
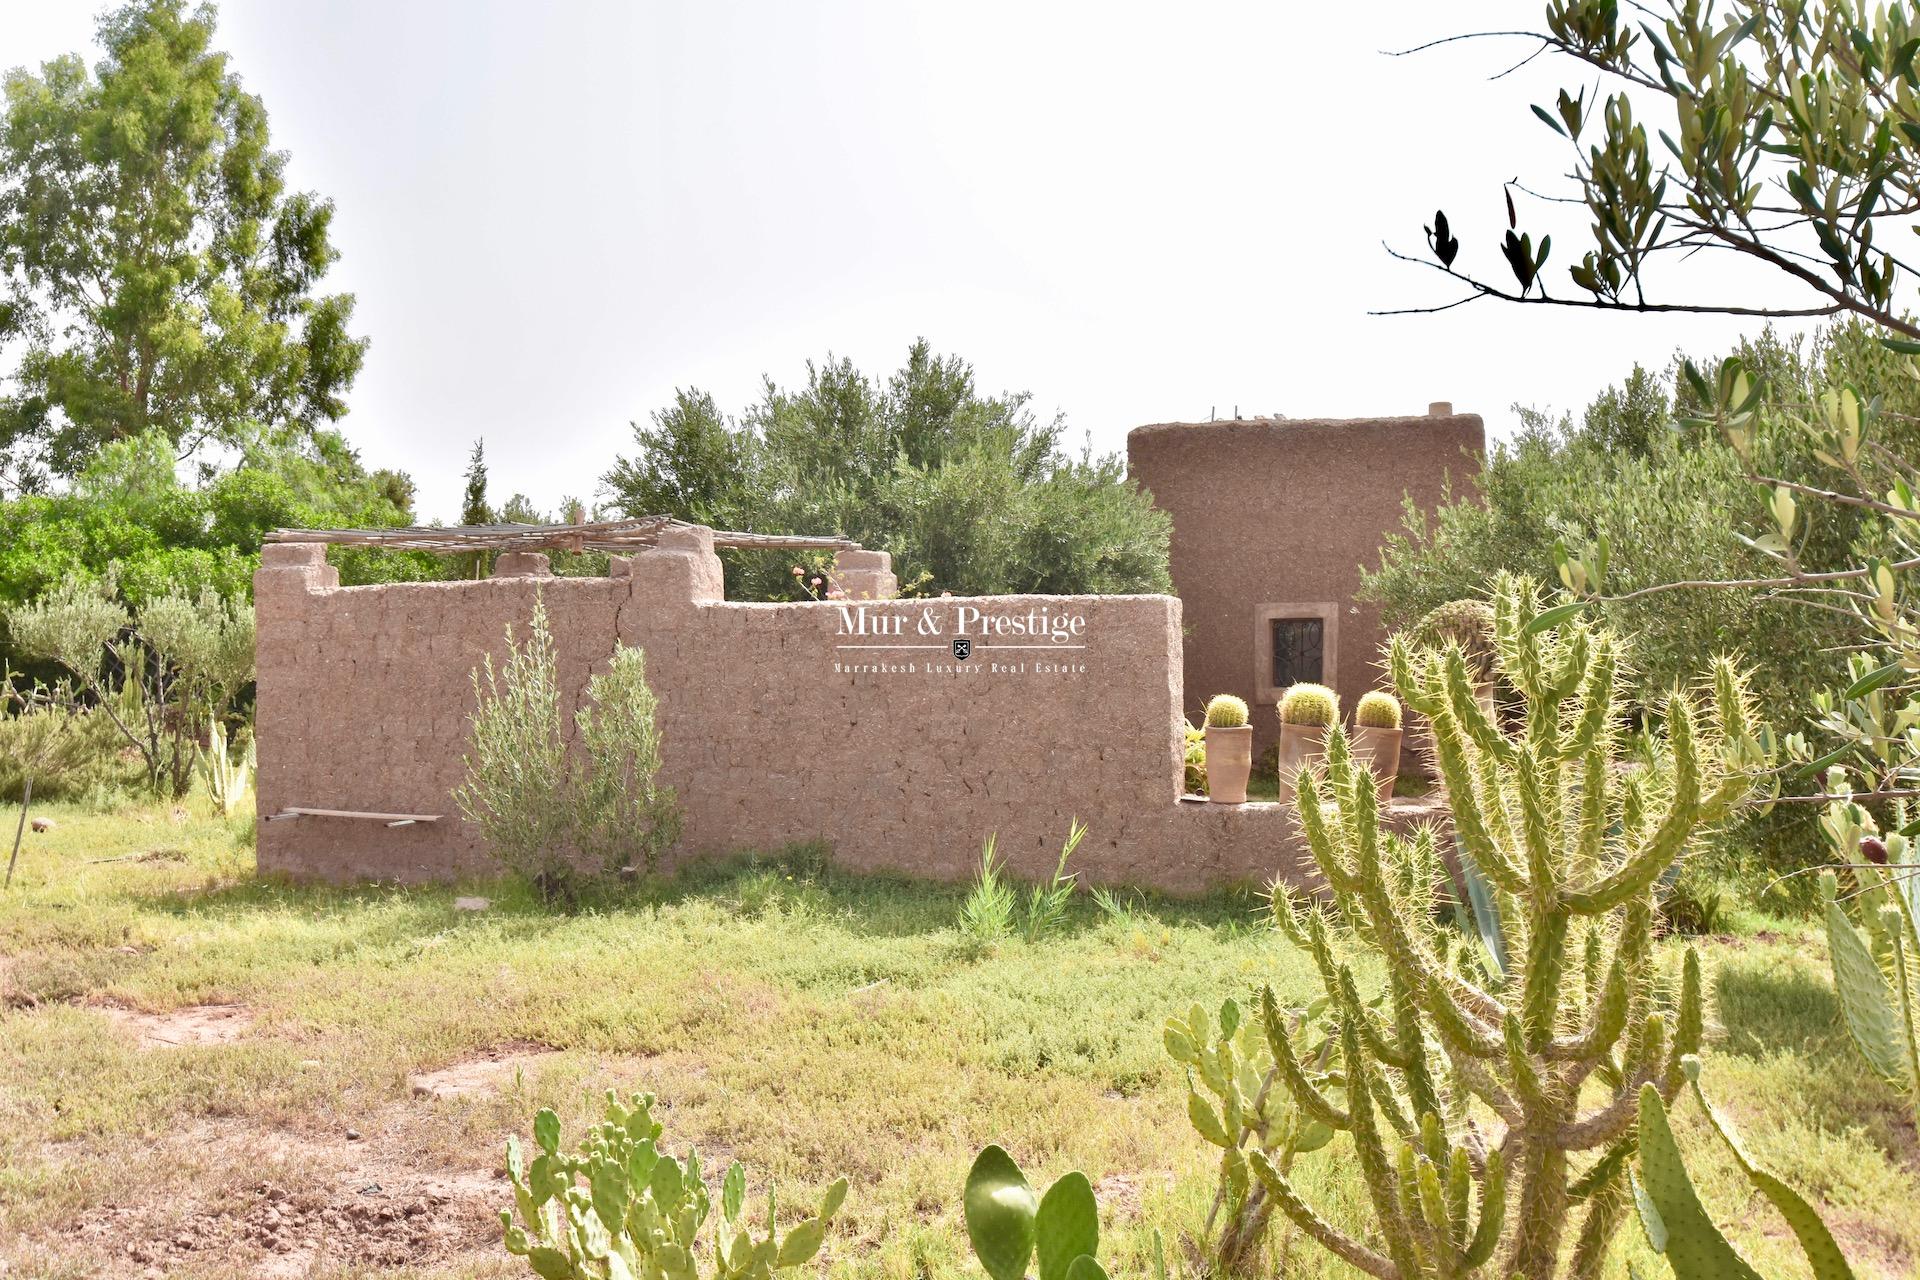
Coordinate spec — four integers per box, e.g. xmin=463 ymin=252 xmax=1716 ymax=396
xmin=265 ymin=516 xmax=860 ymax=556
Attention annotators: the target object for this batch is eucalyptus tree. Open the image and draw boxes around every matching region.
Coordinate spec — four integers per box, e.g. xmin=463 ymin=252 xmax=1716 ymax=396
xmin=0 ymin=0 xmax=366 ymax=492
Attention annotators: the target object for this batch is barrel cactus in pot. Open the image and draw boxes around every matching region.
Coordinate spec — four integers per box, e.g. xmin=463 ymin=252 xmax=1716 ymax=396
xmin=1276 ymin=682 xmax=1338 ymax=807
xmin=1349 ymin=690 xmax=1404 ymax=802
xmin=1203 ymin=695 xmax=1252 ymax=804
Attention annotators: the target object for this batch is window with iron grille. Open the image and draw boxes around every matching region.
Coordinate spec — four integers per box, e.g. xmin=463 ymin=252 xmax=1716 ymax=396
xmin=1271 ymin=617 xmax=1324 ymax=688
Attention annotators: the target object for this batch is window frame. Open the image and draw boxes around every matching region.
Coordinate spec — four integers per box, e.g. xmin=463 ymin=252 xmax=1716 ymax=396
xmin=1252 ymin=602 xmax=1340 ymax=705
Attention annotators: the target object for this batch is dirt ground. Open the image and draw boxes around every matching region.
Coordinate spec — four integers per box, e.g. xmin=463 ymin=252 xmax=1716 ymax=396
xmin=17 ymin=1004 xmax=524 ymax=1279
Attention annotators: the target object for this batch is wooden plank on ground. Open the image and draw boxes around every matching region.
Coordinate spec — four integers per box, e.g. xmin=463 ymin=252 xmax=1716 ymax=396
xmin=270 ymin=807 xmax=443 ymax=826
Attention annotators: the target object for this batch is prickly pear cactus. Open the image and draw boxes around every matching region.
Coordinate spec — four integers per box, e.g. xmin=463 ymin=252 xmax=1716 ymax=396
xmin=1205 ymin=695 xmax=1250 ymax=729
xmin=1355 ymin=691 xmax=1403 ymax=730
xmin=1277 ymin=683 xmax=1339 ymax=727
xmin=1229 ymin=575 xmax=1764 ymax=1280
xmin=501 ymin=1091 xmax=848 ymax=1280
xmin=1633 ymin=1059 xmax=1858 ymax=1280
xmin=1164 ymin=995 xmax=1336 ymax=1272
xmin=1819 ymin=785 xmax=1920 ymax=1125
xmin=963 ymin=1145 xmax=1150 ymax=1280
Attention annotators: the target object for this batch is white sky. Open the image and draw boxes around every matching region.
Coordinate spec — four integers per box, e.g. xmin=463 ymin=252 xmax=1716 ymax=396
xmin=3 ymin=2 xmax=1818 ymax=522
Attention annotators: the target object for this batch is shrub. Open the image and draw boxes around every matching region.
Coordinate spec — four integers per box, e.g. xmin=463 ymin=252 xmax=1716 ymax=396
xmin=0 ymin=686 xmax=133 ymax=803
xmin=1182 ymin=720 xmax=1207 ymax=794
xmin=1276 ymin=683 xmax=1337 ymax=727
xmin=455 ymin=603 xmax=573 ymax=896
xmin=1354 ymin=690 xmax=1402 ymax=729
xmin=455 ymin=599 xmax=680 ymax=902
xmin=1204 ymin=695 xmax=1249 ymax=729
xmin=502 ymin=1091 xmax=847 ymax=1280
xmin=573 ymin=645 xmax=680 ymax=878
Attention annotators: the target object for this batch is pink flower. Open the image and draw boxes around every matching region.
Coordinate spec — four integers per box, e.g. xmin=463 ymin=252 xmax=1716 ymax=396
xmin=791 ymin=566 xmax=804 ymax=576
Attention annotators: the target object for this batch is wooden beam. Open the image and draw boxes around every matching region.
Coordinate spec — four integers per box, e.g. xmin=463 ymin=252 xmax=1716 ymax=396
xmin=270 ymin=807 xmax=443 ymax=824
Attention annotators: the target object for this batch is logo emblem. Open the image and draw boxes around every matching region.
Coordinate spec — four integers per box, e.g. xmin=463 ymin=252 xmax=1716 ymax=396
xmin=952 ymin=637 xmax=972 ymax=661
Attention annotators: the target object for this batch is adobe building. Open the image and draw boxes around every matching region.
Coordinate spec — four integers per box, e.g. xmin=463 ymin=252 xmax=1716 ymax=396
xmin=1128 ymin=404 xmax=1485 ymax=759
xmin=250 ymin=413 xmax=1477 ymax=895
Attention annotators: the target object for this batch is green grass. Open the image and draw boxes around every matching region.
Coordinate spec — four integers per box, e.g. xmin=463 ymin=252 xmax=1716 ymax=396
xmin=0 ymin=799 xmax=1915 ymax=1279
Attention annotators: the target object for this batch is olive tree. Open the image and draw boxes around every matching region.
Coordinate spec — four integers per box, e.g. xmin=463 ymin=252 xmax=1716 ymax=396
xmin=8 ymin=579 xmax=254 ymax=797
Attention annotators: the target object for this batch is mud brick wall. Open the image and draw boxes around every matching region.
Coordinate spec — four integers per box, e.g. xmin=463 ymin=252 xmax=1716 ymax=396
xmin=255 ymin=528 xmax=1439 ymax=894
xmin=1129 ymin=409 xmax=1484 ymax=760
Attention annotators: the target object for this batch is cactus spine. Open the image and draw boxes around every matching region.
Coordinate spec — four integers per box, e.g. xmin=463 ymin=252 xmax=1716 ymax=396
xmin=1205 ymin=694 xmax=1250 ymax=729
xmin=1356 ymin=691 xmax=1404 ymax=730
xmin=1278 ymin=683 xmax=1339 ymax=727
xmin=1248 ymin=575 xmax=1760 ymax=1280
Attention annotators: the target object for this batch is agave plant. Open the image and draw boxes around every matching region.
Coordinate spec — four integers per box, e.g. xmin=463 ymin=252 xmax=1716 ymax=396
xmin=197 ymin=719 xmax=255 ymax=819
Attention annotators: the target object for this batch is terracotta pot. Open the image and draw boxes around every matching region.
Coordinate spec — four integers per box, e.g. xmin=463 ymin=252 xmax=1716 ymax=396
xmin=1351 ymin=724 xmax=1404 ymax=803
xmin=1275 ymin=722 xmax=1329 ymax=808
xmin=1203 ymin=725 xmax=1252 ymax=803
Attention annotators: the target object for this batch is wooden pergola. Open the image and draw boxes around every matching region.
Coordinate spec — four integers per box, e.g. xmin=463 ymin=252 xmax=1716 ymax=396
xmin=265 ymin=515 xmax=860 ymax=556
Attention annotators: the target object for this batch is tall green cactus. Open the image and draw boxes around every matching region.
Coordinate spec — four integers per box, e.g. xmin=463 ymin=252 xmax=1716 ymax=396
xmin=1818 ymin=786 xmax=1920 ymax=1131
xmin=501 ymin=1091 xmax=847 ymax=1280
xmin=1241 ymin=575 xmax=1762 ymax=1280
xmin=1633 ymin=1058 xmax=1858 ymax=1280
